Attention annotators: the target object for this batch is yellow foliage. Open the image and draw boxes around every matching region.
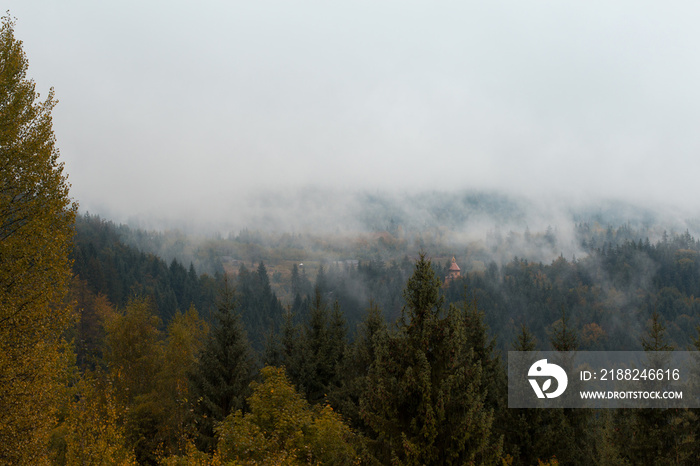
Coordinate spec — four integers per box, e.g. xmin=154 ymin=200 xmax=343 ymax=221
xmin=0 ymin=14 xmax=77 ymax=462
xmin=158 ymin=440 xmax=222 ymax=466
xmin=157 ymin=305 xmax=210 ymax=456
xmin=581 ymin=322 xmax=607 ymax=346
xmin=215 ymin=366 xmax=359 ymax=465
xmin=63 ymin=374 xmax=136 ymax=465
xmin=103 ymin=297 xmax=163 ymax=405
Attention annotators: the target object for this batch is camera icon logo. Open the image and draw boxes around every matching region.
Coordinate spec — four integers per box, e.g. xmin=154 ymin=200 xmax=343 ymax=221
xmin=528 ymin=359 xmax=568 ymax=399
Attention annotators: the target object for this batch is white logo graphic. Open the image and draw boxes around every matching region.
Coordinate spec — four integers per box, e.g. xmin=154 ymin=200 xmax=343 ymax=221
xmin=528 ymin=359 xmax=568 ymax=399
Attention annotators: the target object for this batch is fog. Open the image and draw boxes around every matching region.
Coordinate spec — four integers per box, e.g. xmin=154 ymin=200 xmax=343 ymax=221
xmin=7 ymin=1 xmax=700 ymax=232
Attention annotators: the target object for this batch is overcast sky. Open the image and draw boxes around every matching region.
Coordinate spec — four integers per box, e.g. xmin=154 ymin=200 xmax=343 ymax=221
xmin=7 ymin=1 xmax=700 ymax=229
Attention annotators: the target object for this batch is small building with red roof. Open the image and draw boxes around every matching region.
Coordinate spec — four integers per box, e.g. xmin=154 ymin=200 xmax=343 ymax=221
xmin=444 ymin=256 xmax=461 ymax=286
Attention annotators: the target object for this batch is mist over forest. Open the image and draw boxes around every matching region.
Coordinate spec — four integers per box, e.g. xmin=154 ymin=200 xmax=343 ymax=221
xmin=62 ymin=186 xmax=700 ymax=463
xmin=8 ymin=0 xmax=700 ymax=462
xmin=115 ymin=188 xmax=700 ymax=273
xmin=81 ymin=187 xmax=700 ymax=353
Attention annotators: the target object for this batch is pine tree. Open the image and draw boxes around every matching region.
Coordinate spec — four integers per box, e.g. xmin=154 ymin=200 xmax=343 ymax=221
xmin=620 ymin=311 xmax=688 ymax=465
xmin=236 ymin=261 xmax=285 ymax=352
xmin=189 ymin=276 xmax=255 ymax=452
xmin=549 ymin=308 xmax=578 ymax=352
xmin=290 ymin=262 xmax=312 ymax=298
xmin=331 ymin=301 xmax=387 ymax=433
xmin=279 ymin=288 xmax=347 ymax=405
xmin=0 ymin=15 xmax=78 ymax=462
xmin=277 ymin=308 xmax=304 ymax=377
xmin=514 ymin=323 xmax=537 ymax=352
xmin=361 ymin=253 xmax=503 ymax=464
xmin=542 ymin=309 xmax=595 ymax=466
xmin=502 ymin=325 xmax=549 ymax=465
xmin=315 ymin=264 xmax=327 ymax=293
xmin=641 ymin=310 xmax=674 ymax=351
xmin=458 ymin=295 xmax=506 ymax=419
xmin=70 ymin=276 xmax=112 ymax=371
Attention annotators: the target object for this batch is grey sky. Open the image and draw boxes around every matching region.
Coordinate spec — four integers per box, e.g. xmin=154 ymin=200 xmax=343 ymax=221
xmin=7 ymin=1 xmax=700 ymax=228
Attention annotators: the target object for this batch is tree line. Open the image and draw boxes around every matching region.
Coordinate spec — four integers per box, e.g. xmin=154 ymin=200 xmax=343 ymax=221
xmin=62 ymin=245 xmax=700 ymax=464
xmin=66 ymin=215 xmax=700 ymax=464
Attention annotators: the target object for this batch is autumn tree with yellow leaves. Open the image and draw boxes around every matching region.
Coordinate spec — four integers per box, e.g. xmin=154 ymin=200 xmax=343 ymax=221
xmin=0 ymin=13 xmax=77 ymax=463
xmin=216 ymin=366 xmax=360 ymax=465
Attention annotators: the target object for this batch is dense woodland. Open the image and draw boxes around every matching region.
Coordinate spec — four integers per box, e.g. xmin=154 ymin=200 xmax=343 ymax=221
xmin=7 ymin=12 xmax=700 ymax=465
xmin=59 ymin=212 xmax=700 ymax=464
xmin=74 ymin=212 xmax=700 ymax=354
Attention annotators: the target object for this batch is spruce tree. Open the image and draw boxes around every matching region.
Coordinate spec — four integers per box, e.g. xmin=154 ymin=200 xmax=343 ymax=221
xmin=543 ymin=309 xmax=595 ymax=466
xmin=459 ymin=295 xmax=506 ymax=418
xmin=641 ymin=310 xmax=674 ymax=352
xmin=514 ymin=323 xmax=537 ymax=352
xmin=331 ymin=301 xmax=387 ymax=432
xmin=502 ymin=325 xmax=549 ymax=465
xmin=620 ymin=311 xmax=689 ymax=465
xmin=280 ymin=288 xmax=347 ymax=405
xmin=236 ymin=261 xmax=285 ymax=352
xmin=301 ymin=288 xmax=332 ymax=403
xmin=361 ymin=254 xmax=502 ymax=465
xmin=189 ymin=276 xmax=255 ymax=452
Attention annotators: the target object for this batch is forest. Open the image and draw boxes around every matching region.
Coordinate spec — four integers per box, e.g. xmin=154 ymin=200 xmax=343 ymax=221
xmin=6 ymin=11 xmax=700 ymax=465
xmin=54 ymin=212 xmax=700 ymax=465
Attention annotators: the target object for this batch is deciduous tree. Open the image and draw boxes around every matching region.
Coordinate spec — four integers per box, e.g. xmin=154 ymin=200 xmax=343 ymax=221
xmin=216 ymin=366 xmax=359 ymax=465
xmin=0 ymin=14 xmax=77 ymax=463
xmin=157 ymin=305 xmax=209 ymax=455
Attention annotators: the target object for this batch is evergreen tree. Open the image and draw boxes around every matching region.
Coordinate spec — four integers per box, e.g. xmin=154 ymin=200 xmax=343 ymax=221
xmin=291 ymin=263 xmax=301 ymax=296
xmin=458 ymin=295 xmax=506 ymax=419
xmin=69 ymin=276 xmax=112 ymax=371
xmin=236 ymin=261 xmax=285 ymax=352
xmin=331 ymin=301 xmax=388 ymax=433
xmin=641 ymin=310 xmax=674 ymax=351
xmin=361 ymin=254 xmax=503 ymax=465
xmin=514 ymin=323 xmax=537 ymax=352
xmin=261 ymin=319 xmax=285 ymax=368
xmin=618 ymin=311 xmax=690 ymax=465
xmin=502 ymin=325 xmax=549 ymax=465
xmin=290 ymin=262 xmax=312 ymax=298
xmin=0 ymin=15 xmax=77 ymax=462
xmin=291 ymin=263 xmax=302 ymax=297
xmin=549 ymin=308 xmax=578 ymax=352
xmin=304 ymin=289 xmax=335 ymax=403
xmin=277 ymin=307 xmax=307 ymax=387
xmin=189 ymin=276 xmax=256 ymax=452
xmin=280 ymin=288 xmax=347 ymax=405
xmin=543 ymin=309 xmax=595 ymax=466
xmin=315 ymin=264 xmax=328 ymax=294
